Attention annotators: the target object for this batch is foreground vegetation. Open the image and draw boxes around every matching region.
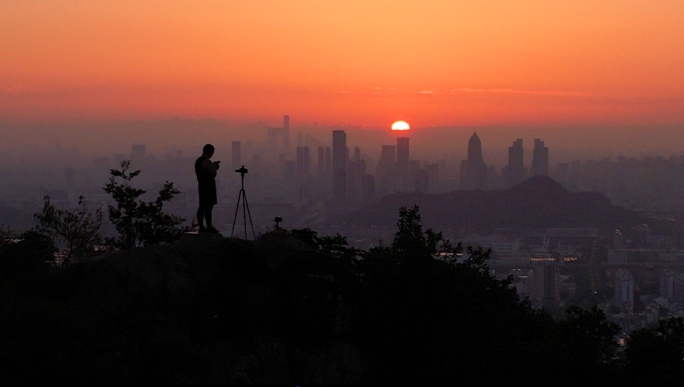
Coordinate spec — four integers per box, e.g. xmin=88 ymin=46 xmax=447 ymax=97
xmin=1 ymin=163 xmax=683 ymax=383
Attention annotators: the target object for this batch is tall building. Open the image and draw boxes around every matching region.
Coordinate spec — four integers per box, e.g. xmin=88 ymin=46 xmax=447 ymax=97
xmin=460 ymin=132 xmax=487 ymax=190
xmin=325 ymin=146 xmax=332 ymax=176
xmin=332 ymin=130 xmax=347 ymax=204
xmin=231 ymin=141 xmax=241 ymax=169
xmin=267 ymin=115 xmax=291 ymax=153
xmin=317 ymin=146 xmax=325 ymax=178
xmin=396 ymin=137 xmax=410 ymax=191
xmin=296 ymin=146 xmax=310 ymax=179
xmin=503 ymin=139 xmax=524 ymax=187
xmin=349 ymin=146 xmax=363 ymax=201
xmin=377 ymin=145 xmax=397 ymax=195
xmin=532 ymin=138 xmax=549 ymax=176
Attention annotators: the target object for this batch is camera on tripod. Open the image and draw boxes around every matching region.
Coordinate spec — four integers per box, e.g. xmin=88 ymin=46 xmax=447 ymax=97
xmin=235 ymin=166 xmax=248 ymax=175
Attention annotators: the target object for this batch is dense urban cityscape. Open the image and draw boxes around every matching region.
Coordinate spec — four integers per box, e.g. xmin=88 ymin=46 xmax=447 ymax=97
xmin=3 ymin=1 xmax=684 ymax=383
xmin=2 ymin=115 xmax=684 ymax=337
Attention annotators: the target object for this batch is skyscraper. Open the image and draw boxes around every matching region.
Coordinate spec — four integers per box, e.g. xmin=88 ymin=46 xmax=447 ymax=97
xmin=396 ymin=137 xmax=410 ymax=191
xmin=267 ymin=115 xmax=291 ymax=152
xmin=377 ymin=145 xmax=396 ymax=195
xmin=503 ymin=139 xmax=524 ymax=187
xmin=325 ymin=146 xmax=332 ymax=176
xmin=317 ymin=146 xmax=325 ymax=178
xmin=460 ymin=132 xmax=487 ymax=190
xmin=332 ymin=130 xmax=347 ymax=204
xmin=296 ymin=146 xmax=310 ymax=178
xmin=532 ymin=139 xmax=549 ymax=176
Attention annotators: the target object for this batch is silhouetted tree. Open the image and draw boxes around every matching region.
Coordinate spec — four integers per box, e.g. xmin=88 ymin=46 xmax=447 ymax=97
xmin=33 ymin=195 xmax=104 ymax=265
xmin=550 ymin=305 xmax=622 ymax=382
xmin=0 ymin=230 xmax=54 ymax=283
xmin=625 ymin=317 xmax=684 ymax=383
xmin=290 ymin=227 xmax=363 ymax=267
xmin=103 ymin=160 xmax=189 ymax=249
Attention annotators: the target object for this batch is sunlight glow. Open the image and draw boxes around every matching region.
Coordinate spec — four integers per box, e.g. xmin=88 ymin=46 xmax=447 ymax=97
xmin=391 ymin=120 xmax=410 ymax=130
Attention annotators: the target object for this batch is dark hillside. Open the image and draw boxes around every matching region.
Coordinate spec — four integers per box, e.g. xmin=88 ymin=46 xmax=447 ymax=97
xmin=337 ymin=176 xmax=651 ymax=235
xmin=0 ymin=233 xmax=366 ymax=384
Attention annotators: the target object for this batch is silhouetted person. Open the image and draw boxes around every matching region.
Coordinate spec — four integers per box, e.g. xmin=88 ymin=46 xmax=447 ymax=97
xmin=195 ymin=144 xmax=220 ymax=233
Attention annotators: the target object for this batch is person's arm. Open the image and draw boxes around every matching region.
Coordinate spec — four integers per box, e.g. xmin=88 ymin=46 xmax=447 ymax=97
xmin=202 ymin=159 xmax=217 ymax=177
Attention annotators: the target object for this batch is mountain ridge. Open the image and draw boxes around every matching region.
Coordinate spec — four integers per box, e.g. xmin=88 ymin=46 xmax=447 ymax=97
xmin=336 ymin=175 xmax=652 ymax=235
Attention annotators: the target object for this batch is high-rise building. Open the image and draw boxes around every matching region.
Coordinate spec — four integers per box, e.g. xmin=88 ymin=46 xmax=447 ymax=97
xmin=332 ymin=130 xmax=347 ymax=204
xmin=349 ymin=146 xmax=363 ymax=201
xmin=460 ymin=132 xmax=487 ymax=190
xmin=363 ymin=174 xmax=376 ymax=201
xmin=503 ymin=139 xmax=524 ymax=187
xmin=231 ymin=141 xmax=241 ymax=169
xmin=532 ymin=139 xmax=549 ymax=176
xmin=267 ymin=115 xmax=291 ymax=153
xmin=425 ymin=163 xmax=439 ymax=193
xmin=317 ymin=146 xmax=325 ymax=178
xmin=415 ymin=168 xmax=429 ymax=192
xmin=325 ymin=146 xmax=332 ymax=176
xmin=377 ymin=145 xmax=397 ymax=195
xmin=296 ymin=146 xmax=310 ymax=178
xmin=396 ymin=137 xmax=410 ymax=191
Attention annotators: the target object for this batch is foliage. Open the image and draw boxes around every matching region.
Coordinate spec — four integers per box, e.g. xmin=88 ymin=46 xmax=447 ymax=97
xmin=33 ymin=195 xmax=104 ymax=264
xmin=4 ymin=203 xmax=680 ymax=384
xmin=0 ymin=230 xmax=54 ymax=283
xmin=624 ymin=317 xmax=684 ymax=382
xmin=546 ymin=305 xmax=622 ymax=382
xmin=290 ymin=227 xmax=363 ymax=266
xmin=103 ymin=160 xmax=189 ymax=249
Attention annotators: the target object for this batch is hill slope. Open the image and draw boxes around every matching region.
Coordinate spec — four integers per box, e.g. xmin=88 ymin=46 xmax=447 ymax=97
xmin=337 ymin=176 xmax=650 ymax=235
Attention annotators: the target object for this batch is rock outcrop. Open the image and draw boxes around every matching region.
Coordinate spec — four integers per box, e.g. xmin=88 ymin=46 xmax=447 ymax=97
xmin=38 ymin=231 xmax=367 ymax=384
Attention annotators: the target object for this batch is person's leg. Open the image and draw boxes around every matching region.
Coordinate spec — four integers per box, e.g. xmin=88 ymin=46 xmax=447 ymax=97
xmin=197 ymin=204 xmax=206 ymax=230
xmin=205 ymin=204 xmax=215 ymax=230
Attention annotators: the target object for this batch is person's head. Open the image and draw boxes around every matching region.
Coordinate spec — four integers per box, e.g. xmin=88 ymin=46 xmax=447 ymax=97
xmin=202 ymin=144 xmax=215 ymax=157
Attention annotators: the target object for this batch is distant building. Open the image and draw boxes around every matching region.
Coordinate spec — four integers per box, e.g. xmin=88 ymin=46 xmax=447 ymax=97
xmin=531 ymin=139 xmax=549 ymax=176
xmin=377 ymin=145 xmax=397 ymax=195
xmin=325 ymin=146 xmax=332 ymax=176
xmin=414 ymin=168 xmax=429 ymax=192
xmin=613 ymin=268 xmax=635 ymax=311
xmin=460 ymin=132 xmax=487 ymax=190
xmin=317 ymin=146 xmax=325 ymax=178
xmin=332 ymin=130 xmax=347 ymax=204
xmin=396 ymin=137 xmax=410 ymax=191
xmin=503 ymin=139 xmax=524 ymax=187
xmin=529 ymin=262 xmax=560 ymax=308
xmin=425 ymin=163 xmax=439 ymax=193
xmin=363 ymin=174 xmax=376 ymax=201
xmin=267 ymin=115 xmax=291 ymax=153
xmin=296 ymin=146 xmax=310 ymax=179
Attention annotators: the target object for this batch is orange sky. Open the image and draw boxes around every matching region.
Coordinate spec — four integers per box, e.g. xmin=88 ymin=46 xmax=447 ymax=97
xmin=2 ymin=0 xmax=684 ymax=128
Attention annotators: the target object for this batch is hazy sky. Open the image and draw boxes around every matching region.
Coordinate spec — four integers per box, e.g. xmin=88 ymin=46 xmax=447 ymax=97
xmin=2 ymin=0 xmax=684 ymax=129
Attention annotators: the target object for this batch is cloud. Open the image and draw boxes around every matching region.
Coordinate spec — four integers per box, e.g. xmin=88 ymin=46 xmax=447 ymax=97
xmin=335 ymin=87 xmax=592 ymax=98
xmin=451 ymin=88 xmax=590 ymax=97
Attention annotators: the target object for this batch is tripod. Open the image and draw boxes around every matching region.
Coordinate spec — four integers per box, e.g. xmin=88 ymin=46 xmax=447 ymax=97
xmin=231 ymin=166 xmax=256 ymax=239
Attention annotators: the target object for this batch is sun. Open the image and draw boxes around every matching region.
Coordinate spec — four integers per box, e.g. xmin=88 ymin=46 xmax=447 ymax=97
xmin=391 ymin=120 xmax=410 ymax=131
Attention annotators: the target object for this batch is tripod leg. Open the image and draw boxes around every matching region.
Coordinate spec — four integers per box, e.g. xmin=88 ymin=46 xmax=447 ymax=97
xmin=243 ymin=191 xmax=247 ymax=239
xmin=231 ymin=189 xmax=243 ymax=238
xmin=243 ymin=190 xmax=256 ymax=239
